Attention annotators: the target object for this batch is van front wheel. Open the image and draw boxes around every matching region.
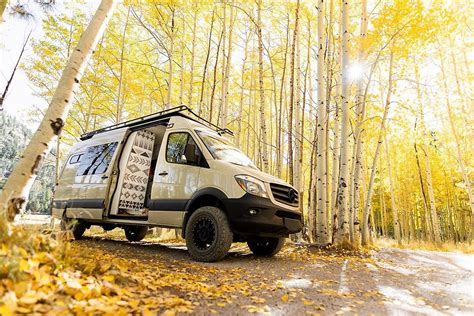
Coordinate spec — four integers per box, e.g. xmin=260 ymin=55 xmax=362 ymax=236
xmin=124 ymin=226 xmax=148 ymax=242
xmin=185 ymin=206 xmax=233 ymax=262
xmin=248 ymin=237 xmax=285 ymax=257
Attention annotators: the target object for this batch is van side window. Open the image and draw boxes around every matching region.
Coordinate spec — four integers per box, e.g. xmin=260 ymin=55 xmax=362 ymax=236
xmin=76 ymin=142 xmax=118 ymax=176
xmin=166 ymin=132 xmax=200 ymax=165
xmin=69 ymin=154 xmax=83 ymax=165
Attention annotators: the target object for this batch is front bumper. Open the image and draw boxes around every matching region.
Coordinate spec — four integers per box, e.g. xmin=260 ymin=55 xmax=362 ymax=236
xmin=222 ymin=193 xmax=303 ymax=237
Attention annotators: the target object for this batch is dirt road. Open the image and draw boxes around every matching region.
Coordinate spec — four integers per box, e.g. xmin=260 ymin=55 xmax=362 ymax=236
xmin=75 ymin=235 xmax=473 ymax=315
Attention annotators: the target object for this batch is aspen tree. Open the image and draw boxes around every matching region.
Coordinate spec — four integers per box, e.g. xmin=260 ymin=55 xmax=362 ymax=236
xmin=256 ymin=0 xmax=268 ymax=172
xmin=414 ymin=61 xmax=441 ymax=244
xmin=198 ymin=10 xmax=215 ymax=115
xmin=287 ymin=0 xmax=300 ymax=185
xmin=276 ymin=16 xmax=290 ymax=179
xmin=188 ymin=11 xmax=198 ymax=107
xmin=350 ymin=0 xmax=368 ymax=245
xmin=236 ymin=29 xmax=251 ymax=148
xmin=220 ymin=2 xmax=236 ymax=127
xmin=439 ymin=47 xmax=474 ymax=240
xmin=361 ymin=52 xmax=394 ymax=246
xmin=0 ymin=0 xmax=117 ymax=220
xmin=315 ymin=0 xmax=328 ymax=245
xmin=384 ymin=133 xmax=401 ymax=244
xmin=334 ymin=0 xmax=350 ymax=246
xmin=166 ymin=8 xmax=176 ymax=109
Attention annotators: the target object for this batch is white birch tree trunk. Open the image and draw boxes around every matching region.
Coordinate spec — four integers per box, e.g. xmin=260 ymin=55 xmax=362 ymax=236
xmin=188 ymin=11 xmax=197 ymax=107
xmin=256 ymin=0 xmax=268 ymax=173
xmin=384 ymin=134 xmax=401 ymax=244
xmin=315 ymin=0 xmax=328 ymax=245
xmin=220 ymin=3 xmax=236 ymax=127
xmin=361 ymin=52 xmax=393 ymax=246
xmin=334 ymin=0 xmax=350 ymax=246
xmin=350 ymin=0 xmax=368 ymax=246
xmin=439 ymin=48 xmax=474 ymax=240
xmin=0 ymin=0 xmax=117 ymax=220
xmin=166 ymin=10 xmax=176 ymax=109
xmin=294 ymin=18 xmax=302 ymax=198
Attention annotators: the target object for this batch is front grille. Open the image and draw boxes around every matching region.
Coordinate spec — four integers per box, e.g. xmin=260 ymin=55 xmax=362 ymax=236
xmin=270 ymin=183 xmax=299 ymax=207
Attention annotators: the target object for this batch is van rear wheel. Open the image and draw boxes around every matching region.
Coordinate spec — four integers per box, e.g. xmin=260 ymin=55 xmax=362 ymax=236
xmin=60 ymin=216 xmax=87 ymax=240
xmin=248 ymin=237 xmax=285 ymax=257
xmin=185 ymin=206 xmax=233 ymax=262
xmin=125 ymin=226 xmax=148 ymax=242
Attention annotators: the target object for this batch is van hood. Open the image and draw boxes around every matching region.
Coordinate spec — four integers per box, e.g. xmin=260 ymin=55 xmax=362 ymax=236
xmin=211 ymin=160 xmax=294 ymax=189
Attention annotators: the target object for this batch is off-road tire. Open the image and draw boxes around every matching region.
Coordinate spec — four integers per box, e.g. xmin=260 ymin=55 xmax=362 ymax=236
xmin=125 ymin=226 xmax=148 ymax=242
xmin=185 ymin=206 xmax=233 ymax=262
xmin=61 ymin=215 xmax=87 ymax=240
xmin=247 ymin=237 xmax=285 ymax=257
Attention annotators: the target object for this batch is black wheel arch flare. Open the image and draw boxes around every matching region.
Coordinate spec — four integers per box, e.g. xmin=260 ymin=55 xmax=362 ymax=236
xmin=181 ymin=188 xmax=229 ymax=238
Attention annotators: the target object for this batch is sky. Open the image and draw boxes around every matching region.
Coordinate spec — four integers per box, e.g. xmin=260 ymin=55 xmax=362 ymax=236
xmin=1 ymin=6 xmax=49 ymax=127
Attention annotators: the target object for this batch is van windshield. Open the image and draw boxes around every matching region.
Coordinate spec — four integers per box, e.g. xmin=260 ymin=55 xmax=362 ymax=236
xmin=196 ymin=130 xmax=257 ymax=169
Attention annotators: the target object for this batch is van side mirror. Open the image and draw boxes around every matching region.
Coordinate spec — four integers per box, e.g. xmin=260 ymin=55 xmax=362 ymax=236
xmin=184 ymin=143 xmax=198 ymax=164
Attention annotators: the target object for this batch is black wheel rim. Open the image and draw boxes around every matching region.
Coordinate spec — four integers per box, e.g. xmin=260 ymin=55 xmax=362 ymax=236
xmin=192 ymin=218 xmax=216 ymax=250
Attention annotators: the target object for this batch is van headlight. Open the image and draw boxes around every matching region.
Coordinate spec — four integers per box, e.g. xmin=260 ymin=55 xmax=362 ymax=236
xmin=235 ymin=175 xmax=268 ymax=198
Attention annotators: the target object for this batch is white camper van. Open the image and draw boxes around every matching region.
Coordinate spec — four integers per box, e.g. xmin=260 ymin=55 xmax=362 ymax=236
xmin=52 ymin=106 xmax=302 ymax=261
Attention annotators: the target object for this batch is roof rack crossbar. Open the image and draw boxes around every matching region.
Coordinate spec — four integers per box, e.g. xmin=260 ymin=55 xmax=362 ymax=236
xmin=79 ymin=105 xmax=233 ymax=140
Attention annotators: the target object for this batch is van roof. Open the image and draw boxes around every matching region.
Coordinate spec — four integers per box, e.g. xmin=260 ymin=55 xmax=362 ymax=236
xmin=79 ymin=105 xmax=233 ymax=140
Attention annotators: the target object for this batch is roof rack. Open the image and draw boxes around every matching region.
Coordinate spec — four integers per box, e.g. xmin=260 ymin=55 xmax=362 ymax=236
xmin=80 ymin=105 xmax=233 ymax=140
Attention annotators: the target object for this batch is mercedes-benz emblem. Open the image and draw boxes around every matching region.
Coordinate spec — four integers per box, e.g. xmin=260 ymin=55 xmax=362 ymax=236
xmin=288 ymin=189 xmax=297 ymax=203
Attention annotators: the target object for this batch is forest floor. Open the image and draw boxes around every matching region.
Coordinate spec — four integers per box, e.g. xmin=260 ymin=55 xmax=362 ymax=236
xmin=70 ymin=231 xmax=474 ymax=315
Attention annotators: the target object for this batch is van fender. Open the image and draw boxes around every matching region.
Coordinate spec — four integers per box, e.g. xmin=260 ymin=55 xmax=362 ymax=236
xmin=181 ymin=188 xmax=228 ymax=238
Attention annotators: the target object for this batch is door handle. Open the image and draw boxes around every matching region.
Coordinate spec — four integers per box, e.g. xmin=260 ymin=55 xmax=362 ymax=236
xmin=158 ymin=171 xmax=168 ymax=176
xmin=101 ymin=175 xmax=109 ymax=179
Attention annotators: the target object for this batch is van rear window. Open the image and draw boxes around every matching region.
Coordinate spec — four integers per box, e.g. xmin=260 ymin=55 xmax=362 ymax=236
xmin=76 ymin=142 xmax=118 ymax=176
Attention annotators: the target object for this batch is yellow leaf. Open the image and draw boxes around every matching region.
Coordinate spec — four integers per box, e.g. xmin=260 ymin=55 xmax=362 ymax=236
xmin=0 ymin=304 xmax=14 ymax=316
xmin=281 ymin=294 xmax=289 ymax=302
xmin=103 ymin=275 xmax=115 ymax=282
xmin=19 ymin=260 xmax=28 ymax=272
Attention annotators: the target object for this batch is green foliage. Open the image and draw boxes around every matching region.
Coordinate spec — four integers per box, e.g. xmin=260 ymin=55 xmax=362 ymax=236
xmin=0 ymin=114 xmax=56 ymax=215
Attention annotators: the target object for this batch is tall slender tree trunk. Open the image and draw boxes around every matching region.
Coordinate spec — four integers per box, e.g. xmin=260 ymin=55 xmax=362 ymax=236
xmin=361 ymin=52 xmax=394 ymax=246
xmin=287 ymin=0 xmax=300 ymax=186
xmin=219 ymin=3 xmax=236 ymax=127
xmin=0 ymin=31 xmax=31 ymax=111
xmin=276 ymin=16 xmax=290 ymax=178
xmin=256 ymin=0 xmax=268 ymax=172
xmin=166 ymin=9 xmax=176 ymax=109
xmin=334 ymin=0 xmax=350 ymax=246
xmin=219 ymin=3 xmax=227 ymax=123
xmin=188 ymin=11 xmax=198 ymax=107
xmin=350 ymin=0 xmax=368 ymax=246
xmin=315 ymin=0 xmax=328 ymax=245
xmin=439 ymin=48 xmax=474 ymax=240
xmin=115 ymin=6 xmax=130 ymax=123
xmin=179 ymin=15 xmax=185 ymax=105
xmin=0 ymin=0 xmax=117 ymax=220
xmin=414 ymin=60 xmax=441 ymax=244
xmin=384 ymin=134 xmax=401 ymax=244
xmin=198 ymin=10 xmax=215 ymax=115
xmin=236 ymin=30 xmax=250 ymax=148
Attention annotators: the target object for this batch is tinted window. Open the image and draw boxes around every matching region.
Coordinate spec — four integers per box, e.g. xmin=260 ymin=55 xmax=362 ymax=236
xmin=166 ymin=132 xmax=200 ymax=165
xmin=76 ymin=142 xmax=118 ymax=176
xmin=69 ymin=154 xmax=82 ymax=165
